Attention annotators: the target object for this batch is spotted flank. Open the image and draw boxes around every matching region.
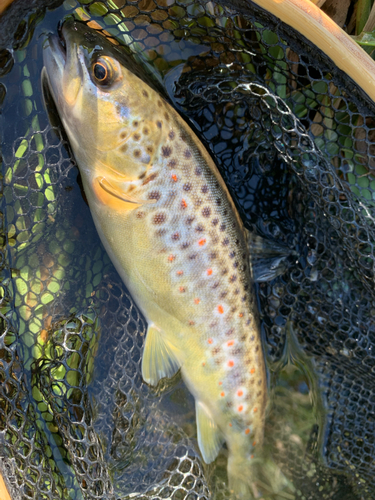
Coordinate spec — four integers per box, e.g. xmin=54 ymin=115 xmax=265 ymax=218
xmin=42 ymin=21 xmax=267 ymax=498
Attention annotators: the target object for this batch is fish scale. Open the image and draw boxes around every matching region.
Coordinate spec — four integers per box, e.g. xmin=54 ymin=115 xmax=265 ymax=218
xmin=43 ymin=20 xmax=266 ymax=498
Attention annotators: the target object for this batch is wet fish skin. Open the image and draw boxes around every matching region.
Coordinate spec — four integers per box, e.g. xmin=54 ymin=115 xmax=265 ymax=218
xmin=43 ymin=21 xmax=266 ymax=497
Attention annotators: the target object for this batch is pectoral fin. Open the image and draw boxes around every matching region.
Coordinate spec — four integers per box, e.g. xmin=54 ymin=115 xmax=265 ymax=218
xmin=196 ymin=401 xmax=224 ymax=463
xmin=141 ymin=324 xmax=181 ymax=386
xmin=97 ymin=176 xmax=156 ymax=205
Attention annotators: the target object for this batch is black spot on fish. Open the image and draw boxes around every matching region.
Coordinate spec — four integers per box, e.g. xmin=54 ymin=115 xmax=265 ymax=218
xmin=212 ymin=218 xmax=219 ymax=226
xmin=195 ymin=167 xmax=202 ymax=176
xmin=157 ymin=121 xmax=162 ymax=128
xmin=148 ymin=191 xmax=161 ymax=200
xmin=181 ymin=242 xmax=190 ymax=250
xmin=216 ymin=198 xmax=221 ymax=206
xmin=153 ymin=213 xmax=166 ymax=224
xmin=220 ymin=224 xmax=226 ymax=231
xmin=169 ymin=130 xmax=175 ymax=140
xmin=184 ymin=149 xmax=192 ymax=158
xmin=186 ymin=216 xmax=195 ymax=225
xmin=136 ymin=211 xmax=145 ymax=219
xmin=120 ymin=144 xmax=128 ymax=153
xmin=220 ymin=291 xmax=228 ymax=299
xmin=189 ymin=253 xmax=197 ymax=260
xmin=202 ymin=207 xmax=211 ymax=218
xmin=168 ymin=159 xmax=177 ymax=168
xmin=222 ymin=238 xmax=229 ymax=246
xmin=201 ymin=185 xmax=209 ymax=194
xmin=142 ymin=90 xmax=149 ymax=98
xmin=164 ymin=112 xmax=170 ymax=121
xmin=210 ymin=252 xmax=217 ymax=260
xmin=183 ymin=183 xmax=192 ymax=191
xmin=134 ymin=150 xmax=141 ymax=158
xmin=147 ymin=146 xmax=154 ymax=154
xmin=161 ymin=146 xmax=172 ymax=157
xmin=172 ymin=232 xmax=180 ymax=240
xmin=143 ymin=127 xmax=149 ymax=135
xmin=233 ymin=262 xmax=239 ymax=268
xmin=229 ymin=251 xmax=236 ymax=258
xmin=120 ymin=131 xmax=127 ymax=139
xmin=133 ymin=120 xmax=139 ymax=127
xmin=222 ymin=268 xmax=228 ymax=275
xmin=195 ymin=224 xmax=204 ymax=232
xmin=229 ymin=275 xmax=237 ymax=282
xmin=157 ymin=100 xmax=163 ymax=107
xmin=133 ymin=133 xmax=141 ymax=141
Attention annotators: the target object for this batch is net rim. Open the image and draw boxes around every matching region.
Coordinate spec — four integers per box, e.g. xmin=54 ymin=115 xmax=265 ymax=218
xmin=246 ymin=0 xmax=375 ymax=104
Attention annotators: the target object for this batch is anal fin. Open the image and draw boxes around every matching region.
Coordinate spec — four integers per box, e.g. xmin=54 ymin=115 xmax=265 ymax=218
xmin=141 ymin=324 xmax=181 ymax=386
xmin=196 ymin=401 xmax=224 ymax=464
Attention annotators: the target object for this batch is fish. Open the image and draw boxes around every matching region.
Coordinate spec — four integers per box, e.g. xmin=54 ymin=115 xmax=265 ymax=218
xmin=42 ymin=20 xmax=267 ymax=497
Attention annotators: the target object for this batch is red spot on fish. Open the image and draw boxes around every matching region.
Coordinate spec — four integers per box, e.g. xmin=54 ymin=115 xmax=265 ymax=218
xmin=208 ymin=338 xmax=213 ymax=344
xmin=237 ymin=390 xmax=243 ymax=397
xmin=251 ymin=455 xmax=254 ymax=459
xmin=245 ymin=428 xmax=250 ymax=435
xmin=168 ymin=255 xmax=175 ymax=262
xmin=229 ymin=423 xmax=233 ymax=427
xmin=253 ymin=407 xmax=258 ymax=413
xmin=198 ymin=238 xmax=206 ymax=246
xmin=220 ymin=392 xmax=225 ymax=397
xmin=227 ymin=340 xmax=234 ymax=347
xmin=194 ymin=298 xmax=201 ymax=304
xmin=238 ymin=405 xmax=243 ymax=412
xmin=177 ymin=270 xmax=183 ymax=276
xmin=207 ymin=268 xmax=213 ymax=276
xmin=228 ymin=360 xmax=234 ymax=368
xmin=179 ymin=286 xmax=185 ymax=293
xmin=250 ymin=368 xmax=255 ymax=374
xmin=252 ymin=441 xmax=256 ymax=446
xmin=202 ymin=362 xmax=205 ymax=366
xmin=172 ymin=174 xmax=178 ymax=182
xmin=239 ymin=313 xmax=244 ymax=317
xmin=218 ymin=305 xmax=224 ymax=314
xmin=189 ymin=320 xmax=195 ymax=325
xmin=181 ymin=199 xmax=187 ymax=208
xmin=218 ymin=381 xmax=222 ymax=385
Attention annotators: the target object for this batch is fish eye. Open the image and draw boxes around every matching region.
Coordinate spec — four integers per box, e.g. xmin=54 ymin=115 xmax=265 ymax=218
xmin=91 ymin=56 xmax=122 ymax=88
xmin=94 ymin=62 xmax=108 ymax=81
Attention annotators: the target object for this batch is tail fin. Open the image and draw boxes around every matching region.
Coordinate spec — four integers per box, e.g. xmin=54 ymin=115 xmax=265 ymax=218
xmin=228 ymin=453 xmax=259 ymax=499
xmin=228 ymin=452 xmax=293 ymax=499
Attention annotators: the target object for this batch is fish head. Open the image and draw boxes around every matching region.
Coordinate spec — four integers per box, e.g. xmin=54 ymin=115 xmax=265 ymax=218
xmin=43 ymin=21 xmax=161 ymax=183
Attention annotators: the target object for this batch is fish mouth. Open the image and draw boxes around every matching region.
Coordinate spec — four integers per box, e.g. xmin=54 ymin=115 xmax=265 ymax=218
xmin=44 ymin=29 xmax=66 ymax=75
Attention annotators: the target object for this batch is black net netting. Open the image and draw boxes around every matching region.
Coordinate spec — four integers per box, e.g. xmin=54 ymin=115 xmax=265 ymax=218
xmin=1 ymin=0 xmax=375 ymax=499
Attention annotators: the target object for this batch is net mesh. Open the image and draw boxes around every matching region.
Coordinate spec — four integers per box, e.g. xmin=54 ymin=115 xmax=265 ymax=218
xmin=1 ymin=0 xmax=375 ymax=499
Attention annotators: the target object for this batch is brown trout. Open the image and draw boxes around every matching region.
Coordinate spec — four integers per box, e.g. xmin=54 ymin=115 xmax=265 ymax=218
xmin=43 ymin=21 xmax=267 ymax=497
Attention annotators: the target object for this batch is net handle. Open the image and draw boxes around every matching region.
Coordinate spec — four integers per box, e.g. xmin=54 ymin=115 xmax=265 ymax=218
xmin=250 ymin=0 xmax=375 ymax=103
xmin=0 ymin=473 xmax=11 ymax=500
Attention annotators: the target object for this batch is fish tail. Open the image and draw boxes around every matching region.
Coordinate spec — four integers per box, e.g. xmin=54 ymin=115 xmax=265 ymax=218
xmin=227 ymin=452 xmax=258 ymax=499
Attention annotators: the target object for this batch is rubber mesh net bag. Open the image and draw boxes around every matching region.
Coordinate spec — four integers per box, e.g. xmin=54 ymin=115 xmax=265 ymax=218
xmin=1 ymin=0 xmax=375 ymax=499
